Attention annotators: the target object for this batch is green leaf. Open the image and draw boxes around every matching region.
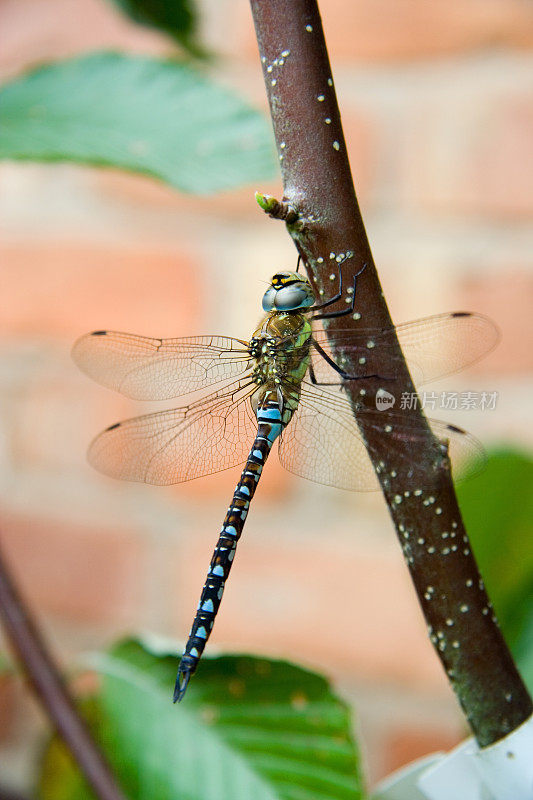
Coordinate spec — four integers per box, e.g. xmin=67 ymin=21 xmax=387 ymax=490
xmin=457 ymin=448 xmax=533 ymax=684
xmin=109 ymin=0 xmax=204 ymax=59
xmin=0 ymin=53 xmax=276 ymax=194
xmin=39 ymin=638 xmax=364 ymax=800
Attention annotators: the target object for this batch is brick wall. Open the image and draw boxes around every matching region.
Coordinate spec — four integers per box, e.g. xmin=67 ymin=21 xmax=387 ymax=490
xmin=1 ymin=0 xmax=532 ymax=791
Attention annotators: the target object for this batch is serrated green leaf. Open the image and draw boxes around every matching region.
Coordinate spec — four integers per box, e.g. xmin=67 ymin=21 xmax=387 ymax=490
xmin=109 ymin=0 xmax=204 ymax=59
xmin=0 ymin=53 xmax=276 ymax=194
xmin=39 ymin=638 xmax=363 ymax=800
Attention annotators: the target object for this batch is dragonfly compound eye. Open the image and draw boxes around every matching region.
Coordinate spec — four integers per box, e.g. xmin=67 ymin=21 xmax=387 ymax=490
xmin=274 ymin=284 xmax=314 ymax=311
xmin=262 ymin=287 xmax=277 ymax=311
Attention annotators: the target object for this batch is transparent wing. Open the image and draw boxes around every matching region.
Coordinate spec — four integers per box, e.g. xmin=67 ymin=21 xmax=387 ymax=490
xmin=72 ymin=331 xmax=252 ymax=400
xmin=88 ymin=379 xmax=257 ymax=485
xmin=279 ymin=386 xmax=377 ymax=490
xmin=279 ymin=384 xmax=485 ymax=491
xmin=310 ymin=312 xmax=499 ymax=387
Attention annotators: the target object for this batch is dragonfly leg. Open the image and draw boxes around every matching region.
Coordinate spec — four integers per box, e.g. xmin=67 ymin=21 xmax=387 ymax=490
xmin=310 ymin=340 xmax=390 ymax=384
xmin=308 ymin=267 xmax=344 ymax=313
xmin=311 ymin=262 xmax=367 ymax=320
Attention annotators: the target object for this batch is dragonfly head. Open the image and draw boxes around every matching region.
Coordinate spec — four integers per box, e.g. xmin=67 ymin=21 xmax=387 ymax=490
xmin=262 ymin=272 xmax=315 ymax=312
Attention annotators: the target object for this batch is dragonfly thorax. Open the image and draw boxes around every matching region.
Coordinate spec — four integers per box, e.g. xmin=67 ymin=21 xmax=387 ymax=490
xmin=249 ymin=310 xmax=313 ymax=425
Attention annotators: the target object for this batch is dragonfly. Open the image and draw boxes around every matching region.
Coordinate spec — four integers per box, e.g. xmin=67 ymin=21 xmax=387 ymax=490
xmin=72 ymin=266 xmax=498 ymax=702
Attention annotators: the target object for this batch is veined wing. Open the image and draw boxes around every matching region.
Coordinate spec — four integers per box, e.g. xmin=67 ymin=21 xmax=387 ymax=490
xmin=278 ymin=383 xmax=484 ymax=491
xmin=88 ymin=379 xmax=257 ymax=485
xmin=72 ymin=331 xmax=252 ymax=400
xmin=310 ymin=312 xmax=499 ymax=387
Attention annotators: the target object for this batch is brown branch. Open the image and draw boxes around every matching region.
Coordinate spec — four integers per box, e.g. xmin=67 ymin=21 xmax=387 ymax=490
xmin=249 ymin=0 xmax=532 ymax=747
xmin=0 ymin=539 xmax=128 ymax=800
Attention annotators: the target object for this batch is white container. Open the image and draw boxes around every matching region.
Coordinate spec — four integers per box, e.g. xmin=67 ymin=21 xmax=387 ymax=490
xmin=372 ymin=715 xmax=533 ymax=800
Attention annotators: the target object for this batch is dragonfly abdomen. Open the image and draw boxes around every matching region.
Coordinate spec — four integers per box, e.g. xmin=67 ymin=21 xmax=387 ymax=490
xmin=174 ymin=397 xmax=283 ymax=702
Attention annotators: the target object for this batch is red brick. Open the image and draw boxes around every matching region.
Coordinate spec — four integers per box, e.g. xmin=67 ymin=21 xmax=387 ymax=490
xmin=462 ymin=96 xmax=533 ymax=219
xmin=0 ymin=0 xmax=168 ymax=82
xmin=326 ymin=0 xmax=533 ymax=61
xmin=1 ymin=513 xmax=148 ymax=626
xmin=11 ymin=371 xmax=134 ymax=473
xmin=455 ymin=270 xmax=533 ymax=375
xmin=0 ymin=242 xmax=204 ymax=339
xmin=399 ymin=89 xmax=533 ymax=220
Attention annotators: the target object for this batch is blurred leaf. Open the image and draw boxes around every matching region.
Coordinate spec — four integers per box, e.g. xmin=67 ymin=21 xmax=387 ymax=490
xmin=512 ymin=592 xmax=533 ymax=689
xmin=109 ymin=0 xmax=205 ymax=59
xmin=457 ymin=448 xmax=533 ymax=683
xmin=39 ymin=637 xmax=364 ymax=800
xmin=0 ymin=52 xmax=276 ymax=194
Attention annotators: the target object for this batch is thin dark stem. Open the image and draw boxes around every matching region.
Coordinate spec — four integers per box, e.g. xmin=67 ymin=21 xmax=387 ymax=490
xmin=0 ymin=540 xmax=128 ymax=800
xmin=249 ymin=0 xmax=532 ymax=747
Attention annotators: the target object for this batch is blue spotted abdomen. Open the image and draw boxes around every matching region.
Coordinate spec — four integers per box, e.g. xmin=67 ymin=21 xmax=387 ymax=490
xmin=174 ymin=395 xmax=283 ymax=701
